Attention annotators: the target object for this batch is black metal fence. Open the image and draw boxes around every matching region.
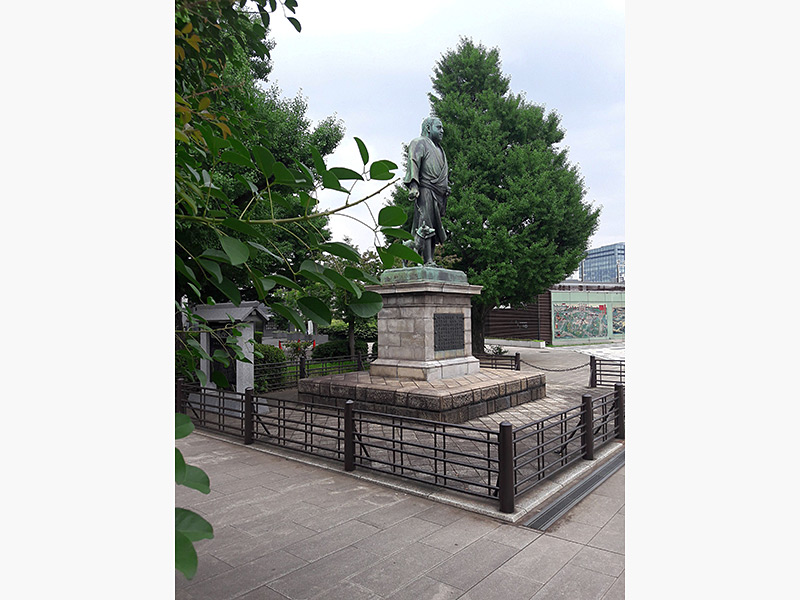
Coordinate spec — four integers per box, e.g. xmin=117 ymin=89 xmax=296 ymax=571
xmin=176 ymin=379 xmax=625 ymax=513
xmin=254 ymin=353 xmax=371 ymax=392
xmin=589 ymin=356 xmax=626 ymax=387
xmin=475 ymin=352 xmax=521 ymax=371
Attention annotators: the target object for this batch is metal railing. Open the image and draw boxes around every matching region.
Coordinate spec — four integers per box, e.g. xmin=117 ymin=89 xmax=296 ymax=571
xmin=349 ymin=407 xmax=500 ymax=501
xmin=254 ymin=353 xmax=371 ymax=391
xmin=589 ymin=356 xmax=625 ymax=387
xmin=176 ymin=379 xmax=625 ymax=514
xmin=475 ymin=352 xmax=521 ymax=370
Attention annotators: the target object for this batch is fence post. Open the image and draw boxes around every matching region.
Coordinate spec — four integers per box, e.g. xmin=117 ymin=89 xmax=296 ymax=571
xmin=299 ymin=354 xmax=307 ymax=379
xmin=244 ymin=387 xmax=254 ymax=445
xmin=498 ymin=421 xmax=515 ymax=514
xmin=344 ymin=400 xmax=355 ymax=472
xmin=614 ymin=383 xmax=625 ymax=440
xmin=357 ymin=352 xmax=363 ymax=371
xmin=582 ymin=393 xmax=595 ymax=460
xmin=514 ymin=352 xmax=521 ymax=371
xmin=589 ymin=356 xmax=597 ymax=387
xmin=175 ymin=378 xmax=184 ymax=414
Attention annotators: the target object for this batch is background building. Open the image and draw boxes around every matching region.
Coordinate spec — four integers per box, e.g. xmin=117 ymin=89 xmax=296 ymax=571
xmin=579 ymin=242 xmax=625 ymax=282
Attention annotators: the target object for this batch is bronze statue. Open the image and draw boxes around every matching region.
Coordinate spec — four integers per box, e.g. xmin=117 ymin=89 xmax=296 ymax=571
xmin=403 ymin=116 xmax=450 ymax=266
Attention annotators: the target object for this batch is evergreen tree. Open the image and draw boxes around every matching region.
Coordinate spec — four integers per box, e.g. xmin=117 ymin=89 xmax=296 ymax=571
xmin=392 ymin=38 xmax=599 ymax=351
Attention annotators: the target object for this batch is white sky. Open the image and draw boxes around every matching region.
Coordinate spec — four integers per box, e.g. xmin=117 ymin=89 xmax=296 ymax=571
xmin=264 ymin=0 xmax=625 ymax=253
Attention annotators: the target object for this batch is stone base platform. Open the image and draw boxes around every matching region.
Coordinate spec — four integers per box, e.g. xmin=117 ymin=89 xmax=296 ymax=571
xmin=297 ymin=369 xmax=546 ymax=424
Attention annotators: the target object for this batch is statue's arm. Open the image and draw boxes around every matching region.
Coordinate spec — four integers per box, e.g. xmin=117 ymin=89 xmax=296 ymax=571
xmin=403 ymin=139 xmax=425 ymax=199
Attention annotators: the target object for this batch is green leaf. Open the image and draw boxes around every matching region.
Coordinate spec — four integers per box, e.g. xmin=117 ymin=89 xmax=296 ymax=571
xmin=328 ymin=167 xmax=363 ymax=181
xmin=297 ymin=296 xmax=332 ymax=327
xmin=199 ymin=249 xmax=232 ymax=264
xmin=222 ymin=218 xmax=261 ymax=240
xmin=273 ymin=162 xmax=301 ymax=186
xmin=247 ymin=241 xmax=284 ymax=263
xmin=186 ymin=338 xmax=213 ymax=361
xmin=322 ymin=170 xmax=348 ymax=193
xmin=218 ymin=235 xmax=250 ymax=265
xmin=344 ymin=266 xmax=380 ymax=285
xmin=175 ymin=448 xmax=187 ymax=483
xmin=369 ymin=160 xmax=398 ymax=181
xmin=381 ymin=227 xmax=414 ymax=241
xmin=252 ymin=145 xmax=275 ymax=180
xmin=197 ymin=258 xmax=223 ymax=283
xmin=348 ymin=290 xmax=384 ymax=318
xmin=354 ymin=137 xmax=369 ymax=165
xmin=287 ymin=16 xmax=301 ymax=32
xmin=310 ymin=146 xmax=326 ymax=175
xmin=269 ymin=302 xmax=306 ymax=331
xmin=386 ymin=242 xmax=423 ymax=264
xmin=298 ymin=268 xmax=334 ymax=289
xmin=257 ymin=6 xmax=270 ymax=29
xmin=176 ymin=508 xmax=214 ymax=542
xmin=263 ymin=274 xmax=301 ymax=291
xmin=194 ymin=369 xmax=208 ymax=387
xmin=176 ymin=413 xmax=194 ymax=440
xmin=319 ymin=241 xmax=361 ymax=262
xmin=220 ymin=150 xmax=254 ymax=169
xmin=211 ymin=277 xmax=241 ymax=305
xmin=323 ymin=268 xmax=362 ymax=298
xmin=180 ymin=464 xmax=210 ymax=494
xmin=176 ymin=255 xmax=200 ymax=287
xmin=211 ymin=370 xmax=229 ymax=390
xmin=175 ymin=531 xmax=198 ymax=580
xmin=376 ymin=246 xmax=395 ymax=269
xmin=378 ymin=206 xmax=407 ymax=227
xmin=234 ymin=174 xmax=259 ymax=194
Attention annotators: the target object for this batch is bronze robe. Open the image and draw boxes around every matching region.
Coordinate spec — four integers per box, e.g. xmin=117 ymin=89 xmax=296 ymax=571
xmin=403 ymin=136 xmax=449 ymax=244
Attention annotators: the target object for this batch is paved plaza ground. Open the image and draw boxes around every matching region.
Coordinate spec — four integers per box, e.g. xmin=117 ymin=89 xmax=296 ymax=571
xmin=176 ymin=342 xmax=625 ymax=599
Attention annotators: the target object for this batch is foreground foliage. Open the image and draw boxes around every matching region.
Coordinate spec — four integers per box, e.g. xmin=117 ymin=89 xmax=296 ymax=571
xmin=174 ymin=1 xmax=422 ymax=578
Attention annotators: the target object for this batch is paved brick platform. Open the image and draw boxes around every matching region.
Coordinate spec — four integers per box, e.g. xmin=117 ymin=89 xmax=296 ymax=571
xmin=297 ymin=368 xmax=546 ymax=423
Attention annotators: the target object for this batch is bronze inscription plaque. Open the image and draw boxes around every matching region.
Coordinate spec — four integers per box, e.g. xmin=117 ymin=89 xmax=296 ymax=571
xmin=434 ymin=313 xmax=464 ymax=351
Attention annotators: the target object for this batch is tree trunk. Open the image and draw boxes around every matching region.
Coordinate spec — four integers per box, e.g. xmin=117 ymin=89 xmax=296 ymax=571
xmin=471 ymin=302 xmax=492 ymax=355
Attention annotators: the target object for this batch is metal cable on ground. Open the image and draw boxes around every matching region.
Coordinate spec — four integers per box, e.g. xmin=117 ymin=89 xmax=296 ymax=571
xmin=520 ymin=359 xmax=590 ymax=372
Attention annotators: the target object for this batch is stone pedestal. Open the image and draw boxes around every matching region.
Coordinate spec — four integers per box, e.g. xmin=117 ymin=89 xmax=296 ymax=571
xmin=368 ymin=267 xmax=482 ymax=381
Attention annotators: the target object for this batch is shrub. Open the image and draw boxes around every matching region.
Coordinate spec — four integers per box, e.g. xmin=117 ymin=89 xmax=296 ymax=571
xmin=254 ymin=343 xmax=288 ymax=392
xmin=311 ymin=339 xmax=368 ymax=360
xmin=319 ymin=318 xmax=377 ymax=342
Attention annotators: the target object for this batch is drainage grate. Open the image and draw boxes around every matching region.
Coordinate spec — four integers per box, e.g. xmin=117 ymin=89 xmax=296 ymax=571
xmin=523 ymin=449 xmax=625 ymax=531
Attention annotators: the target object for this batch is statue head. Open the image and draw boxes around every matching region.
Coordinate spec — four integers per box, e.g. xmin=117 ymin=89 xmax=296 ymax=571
xmin=421 ymin=117 xmax=444 ymax=145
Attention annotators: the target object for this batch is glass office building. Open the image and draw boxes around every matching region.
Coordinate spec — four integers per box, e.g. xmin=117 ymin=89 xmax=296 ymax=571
xmin=579 ymin=242 xmax=625 ymax=282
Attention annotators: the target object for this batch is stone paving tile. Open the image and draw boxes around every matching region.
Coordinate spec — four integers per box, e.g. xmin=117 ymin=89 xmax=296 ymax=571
xmin=500 ymin=535 xmax=583 ymax=585
xmin=481 ymin=523 xmax=542 ymax=549
xmin=354 ymin=516 xmax=444 ymax=556
xmin=569 ymin=546 xmax=625 ymax=578
xmin=530 ymin=563 xmax=616 ymax=600
xmin=419 ymin=514 xmax=500 ymax=553
xmin=208 ymin=522 xmax=318 ymax=568
xmin=544 ymin=517 xmax=602 ymax=545
xmin=588 ymin=512 xmax=625 ymax=554
xmin=283 ymin=520 xmax=380 ymax=562
xmin=236 ymin=585 xmax=292 ymax=600
xmin=564 ymin=493 xmax=625 ymax=528
xmin=426 ymin=538 xmax=520 ymax=591
xmin=267 ymin=546 xmax=377 ymax=600
xmin=458 ymin=568 xmax=542 ymax=600
xmin=182 ymin=550 xmax=308 ymax=600
xmin=307 ymin=581 xmax=381 ymax=600
xmin=355 ymin=494 xmax=432 ymax=529
xmin=346 ymin=541 xmax=452 ymax=597
xmin=601 ymin=569 xmax=625 ymax=600
xmin=415 ymin=503 xmax=471 ymax=526
xmin=384 ymin=575 xmax=463 ymax=600
xmin=175 ymin=553 xmax=233 ymax=589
